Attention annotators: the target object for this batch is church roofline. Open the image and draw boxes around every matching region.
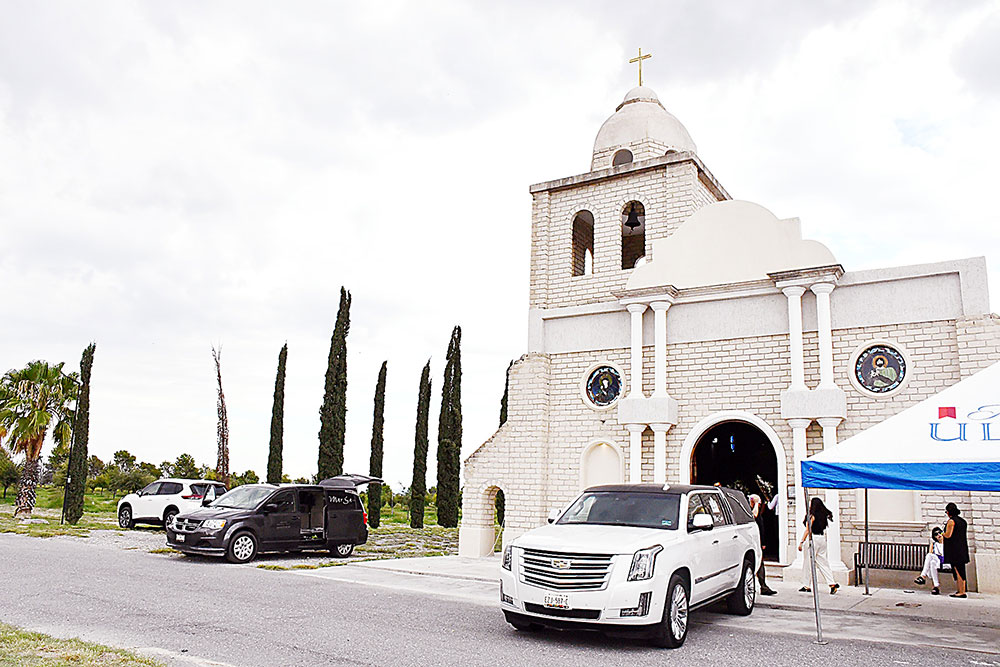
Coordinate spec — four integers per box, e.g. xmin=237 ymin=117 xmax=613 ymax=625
xmin=529 ymin=151 xmax=729 ymax=201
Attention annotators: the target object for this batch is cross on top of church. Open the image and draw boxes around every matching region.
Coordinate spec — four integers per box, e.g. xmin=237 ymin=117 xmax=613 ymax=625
xmin=629 ymin=48 xmax=652 ymax=86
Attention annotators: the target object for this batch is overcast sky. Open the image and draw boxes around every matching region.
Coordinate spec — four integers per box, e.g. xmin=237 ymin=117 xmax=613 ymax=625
xmin=2 ymin=1 xmax=999 ymax=491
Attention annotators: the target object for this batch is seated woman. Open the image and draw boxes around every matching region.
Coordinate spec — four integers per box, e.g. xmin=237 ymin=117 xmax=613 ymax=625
xmin=914 ymin=527 xmax=945 ymax=595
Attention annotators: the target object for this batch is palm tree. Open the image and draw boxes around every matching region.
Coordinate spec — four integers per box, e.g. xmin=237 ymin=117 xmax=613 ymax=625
xmin=0 ymin=361 xmax=78 ymax=518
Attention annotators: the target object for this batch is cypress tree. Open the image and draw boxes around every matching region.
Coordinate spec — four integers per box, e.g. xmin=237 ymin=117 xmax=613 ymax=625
xmin=368 ymin=361 xmax=387 ymax=529
xmin=212 ymin=346 xmax=230 ymax=486
xmin=319 ymin=287 xmax=351 ymax=480
xmin=436 ymin=326 xmax=463 ymax=528
xmin=266 ymin=343 xmax=288 ymax=485
xmin=499 ymin=359 xmax=512 ymax=426
xmin=410 ymin=360 xmax=431 ymax=529
xmin=64 ymin=342 xmax=96 ymax=524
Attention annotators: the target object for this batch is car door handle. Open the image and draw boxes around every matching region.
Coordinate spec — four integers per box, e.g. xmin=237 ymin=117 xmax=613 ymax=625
xmin=712 ymin=539 xmax=720 ymax=545
xmin=732 ymin=535 xmax=739 ymax=540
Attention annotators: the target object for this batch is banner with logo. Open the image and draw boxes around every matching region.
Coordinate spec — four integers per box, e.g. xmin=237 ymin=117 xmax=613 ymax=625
xmin=802 ymin=362 xmax=1000 ymax=491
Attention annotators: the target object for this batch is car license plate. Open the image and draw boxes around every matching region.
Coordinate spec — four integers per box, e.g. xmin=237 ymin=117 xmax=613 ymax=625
xmin=543 ymin=594 xmax=569 ymax=609
xmin=175 ymin=534 xmax=185 ymax=543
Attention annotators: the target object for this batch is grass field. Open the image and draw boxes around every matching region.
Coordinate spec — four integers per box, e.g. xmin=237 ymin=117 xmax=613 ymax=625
xmin=1 ymin=486 xmax=463 ymax=539
xmin=0 ymin=622 xmax=163 ymax=666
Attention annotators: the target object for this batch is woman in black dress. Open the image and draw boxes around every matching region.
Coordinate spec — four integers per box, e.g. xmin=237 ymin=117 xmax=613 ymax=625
xmin=943 ymin=502 xmax=970 ymax=598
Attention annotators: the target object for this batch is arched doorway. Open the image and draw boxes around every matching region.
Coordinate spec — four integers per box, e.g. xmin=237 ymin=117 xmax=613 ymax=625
xmin=580 ymin=441 xmax=624 ymax=489
xmin=684 ymin=417 xmax=785 ymax=563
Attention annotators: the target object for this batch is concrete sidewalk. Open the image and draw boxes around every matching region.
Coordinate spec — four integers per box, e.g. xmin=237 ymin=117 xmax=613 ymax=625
xmin=350 ymin=555 xmax=1000 ymax=629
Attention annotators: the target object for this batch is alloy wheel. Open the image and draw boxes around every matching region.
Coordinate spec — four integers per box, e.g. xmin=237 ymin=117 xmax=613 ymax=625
xmin=118 ymin=508 xmax=131 ymax=528
xmin=670 ymin=583 xmax=688 ymax=641
xmin=232 ymin=535 xmax=255 ymax=561
xmin=744 ymin=564 xmax=755 ymax=609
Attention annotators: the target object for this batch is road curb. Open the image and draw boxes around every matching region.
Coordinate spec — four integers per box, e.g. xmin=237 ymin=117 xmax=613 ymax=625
xmin=756 ymin=599 xmax=1000 ymax=630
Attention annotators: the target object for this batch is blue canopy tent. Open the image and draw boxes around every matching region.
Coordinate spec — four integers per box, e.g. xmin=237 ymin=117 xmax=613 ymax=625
xmin=803 ymin=361 xmax=1000 ymax=493
xmin=798 ymin=362 xmax=1000 ymax=638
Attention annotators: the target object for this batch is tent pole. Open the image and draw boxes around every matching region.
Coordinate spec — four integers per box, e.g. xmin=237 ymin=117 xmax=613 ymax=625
xmin=803 ymin=486 xmax=826 ymax=645
xmin=864 ymin=488 xmax=871 ymax=596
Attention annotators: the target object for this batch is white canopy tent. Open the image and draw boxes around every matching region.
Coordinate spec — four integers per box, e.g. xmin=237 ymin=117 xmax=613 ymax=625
xmin=802 ymin=361 xmax=1000 ymax=492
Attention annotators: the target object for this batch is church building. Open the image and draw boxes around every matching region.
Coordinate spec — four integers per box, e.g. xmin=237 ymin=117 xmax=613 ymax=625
xmin=458 ymin=70 xmax=1000 ymax=592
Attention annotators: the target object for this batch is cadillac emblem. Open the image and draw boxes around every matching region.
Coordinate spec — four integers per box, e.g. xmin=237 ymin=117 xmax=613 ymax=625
xmin=551 ymin=559 xmax=572 ymax=569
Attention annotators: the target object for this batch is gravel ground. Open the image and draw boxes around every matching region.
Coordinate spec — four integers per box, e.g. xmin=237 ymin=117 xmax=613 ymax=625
xmin=37 ymin=519 xmax=460 ymax=568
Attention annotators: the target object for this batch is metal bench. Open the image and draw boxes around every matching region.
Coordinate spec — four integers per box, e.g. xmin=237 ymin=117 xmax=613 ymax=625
xmin=854 ymin=541 xmax=951 ymax=585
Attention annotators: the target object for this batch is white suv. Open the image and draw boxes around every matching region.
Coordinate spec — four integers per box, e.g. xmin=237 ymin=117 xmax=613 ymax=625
xmin=117 ymin=479 xmax=228 ymax=529
xmin=499 ymin=484 xmax=762 ymax=648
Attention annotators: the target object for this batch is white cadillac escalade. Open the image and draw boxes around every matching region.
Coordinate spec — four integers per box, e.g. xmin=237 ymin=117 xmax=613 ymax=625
xmin=499 ymin=484 xmax=762 ymax=648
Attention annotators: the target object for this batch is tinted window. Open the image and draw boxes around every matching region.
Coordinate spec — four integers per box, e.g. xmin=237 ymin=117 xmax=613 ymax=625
xmin=688 ymin=494 xmax=710 ymax=527
xmin=271 ymin=492 xmax=296 ymax=513
xmin=159 ymin=482 xmax=183 ymax=495
xmin=328 ymin=491 xmax=361 ymax=510
xmin=557 ymin=491 xmax=680 ymax=530
xmin=703 ymin=493 xmax=731 ymax=526
xmin=191 ymin=484 xmax=208 ymax=497
xmin=141 ymin=482 xmax=161 ymax=496
xmin=720 ymin=488 xmax=755 ymax=524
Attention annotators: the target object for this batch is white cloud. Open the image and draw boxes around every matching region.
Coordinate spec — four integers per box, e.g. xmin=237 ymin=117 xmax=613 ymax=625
xmin=2 ymin=1 xmax=999 ymax=490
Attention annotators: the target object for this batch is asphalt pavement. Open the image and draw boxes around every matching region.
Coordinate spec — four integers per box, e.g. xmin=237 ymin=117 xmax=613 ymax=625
xmin=1 ymin=533 xmax=998 ymax=667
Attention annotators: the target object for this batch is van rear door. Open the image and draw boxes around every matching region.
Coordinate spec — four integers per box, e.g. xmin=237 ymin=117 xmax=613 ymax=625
xmin=326 ymin=490 xmax=364 ymax=542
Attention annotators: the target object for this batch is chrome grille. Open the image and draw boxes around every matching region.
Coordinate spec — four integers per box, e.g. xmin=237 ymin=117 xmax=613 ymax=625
xmin=173 ymin=518 xmax=202 ymax=533
xmin=519 ymin=548 xmax=614 ymax=591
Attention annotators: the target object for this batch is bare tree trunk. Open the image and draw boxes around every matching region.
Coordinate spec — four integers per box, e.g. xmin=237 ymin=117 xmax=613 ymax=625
xmin=212 ymin=346 xmax=230 ymax=486
xmin=14 ymin=457 xmax=40 ymax=518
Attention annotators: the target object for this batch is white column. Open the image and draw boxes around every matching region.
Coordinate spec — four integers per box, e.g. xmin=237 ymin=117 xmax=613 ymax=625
xmin=627 ymin=424 xmax=644 ymax=483
xmin=650 ymin=423 xmax=670 ymax=484
xmin=626 ymin=304 xmax=647 ymax=399
xmin=818 ymin=417 xmax=847 ymax=574
xmin=811 ymin=282 xmax=836 ymax=389
xmin=782 ymin=286 xmax=806 ymax=390
xmin=650 ymin=301 xmax=671 ymax=398
xmin=789 ymin=418 xmax=810 ymax=546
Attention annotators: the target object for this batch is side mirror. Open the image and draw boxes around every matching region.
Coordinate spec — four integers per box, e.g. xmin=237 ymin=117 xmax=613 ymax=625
xmin=547 ymin=508 xmax=561 ymax=524
xmin=692 ymin=513 xmax=714 ymax=531
xmin=262 ymin=502 xmax=278 ymax=514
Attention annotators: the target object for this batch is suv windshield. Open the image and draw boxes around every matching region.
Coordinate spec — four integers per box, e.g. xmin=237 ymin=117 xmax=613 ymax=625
xmin=557 ymin=491 xmax=681 ymax=530
xmin=212 ymin=486 xmax=275 ymax=509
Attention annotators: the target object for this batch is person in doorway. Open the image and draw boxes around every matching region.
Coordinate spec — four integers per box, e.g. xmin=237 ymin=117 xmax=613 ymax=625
xmin=798 ymin=497 xmax=839 ymax=594
xmin=748 ymin=494 xmax=777 ymax=596
xmin=913 ymin=527 xmax=944 ymax=595
xmin=943 ymin=502 xmax=970 ymax=598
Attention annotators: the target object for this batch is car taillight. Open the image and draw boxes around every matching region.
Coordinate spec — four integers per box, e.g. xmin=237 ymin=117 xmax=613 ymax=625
xmin=363 ymin=509 xmax=368 ymax=524
xmin=182 ymin=495 xmax=203 ymax=500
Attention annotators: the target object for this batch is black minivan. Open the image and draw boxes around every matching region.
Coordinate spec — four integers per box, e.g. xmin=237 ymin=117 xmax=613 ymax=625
xmin=165 ymin=475 xmax=379 ymax=563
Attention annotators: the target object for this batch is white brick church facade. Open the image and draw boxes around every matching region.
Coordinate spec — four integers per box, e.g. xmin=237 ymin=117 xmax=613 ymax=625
xmin=458 ymin=84 xmax=1000 ymax=592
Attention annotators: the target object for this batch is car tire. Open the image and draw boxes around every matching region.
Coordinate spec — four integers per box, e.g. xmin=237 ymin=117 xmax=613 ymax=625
xmin=163 ymin=507 xmax=179 ymax=528
xmin=504 ymin=612 xmax=541 ymax=633
xmin=118 ymin=505 xmax=134 ymax=530
xmin=726 ymin=558 xmax=756 ymax=616
xmin=651 ymin=574 xmax=689 ymax=649
xmin=226 ymin=531 xmax=258 ymax=564
xmin=331 ymin=543 xmax=354 ymax=558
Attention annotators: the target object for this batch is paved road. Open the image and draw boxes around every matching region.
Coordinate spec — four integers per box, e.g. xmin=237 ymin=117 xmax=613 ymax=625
xmin=1 ymin=534 xmax=997 ymax=667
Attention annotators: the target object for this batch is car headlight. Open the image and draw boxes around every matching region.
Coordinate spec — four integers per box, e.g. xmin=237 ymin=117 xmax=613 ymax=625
xmin=202 ymin=519 xmax=227 ymax=531
xmin=502 ymin=545 xmax=513 ymax=571
xmin=627 ymin=545 xmax=663 ymax=581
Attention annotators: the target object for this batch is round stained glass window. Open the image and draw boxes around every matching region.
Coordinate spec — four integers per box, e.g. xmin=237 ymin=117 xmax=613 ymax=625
xmin=585 ymin=366 xmax=622 ymax=407
xmin=854 ymin=344 xmax=907 ymax=394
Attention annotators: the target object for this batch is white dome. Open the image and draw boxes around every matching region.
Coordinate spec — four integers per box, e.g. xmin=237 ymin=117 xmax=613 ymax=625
xmin=593 ymin=86 xmax=697 ymax=156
